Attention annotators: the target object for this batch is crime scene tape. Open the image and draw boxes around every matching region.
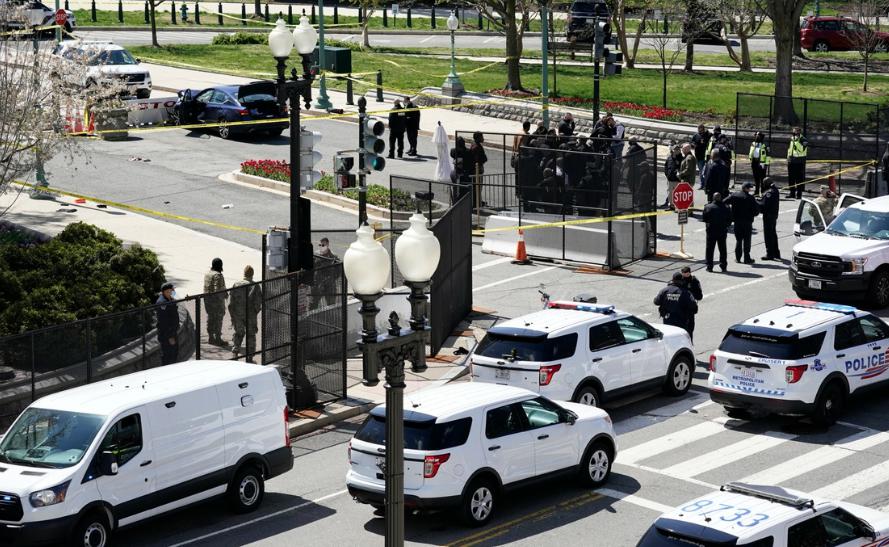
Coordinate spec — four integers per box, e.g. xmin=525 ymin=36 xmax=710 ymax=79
xmin=0 ymin=23 xmax=62 ymax=37
xmin=783 ymin=160 xmax=875 ymax=190
xmin=379 ymin=57 xmax=515 ymax=79
xmin=471 ymin=209 xmax=675 ymax=237
xmin=209 ymin=9 xmax=370 ymax=28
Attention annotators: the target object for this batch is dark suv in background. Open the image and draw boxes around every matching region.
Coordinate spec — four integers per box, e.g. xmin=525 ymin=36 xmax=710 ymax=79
xmin=566 ymin=0 xmax=611 ymax=43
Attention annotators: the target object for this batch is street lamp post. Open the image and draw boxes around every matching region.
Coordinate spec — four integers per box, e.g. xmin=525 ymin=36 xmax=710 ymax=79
xmin=441 ymin=11 xmax=464 ymax=99
xmin=314 ymin=0 xmax=333 ymax=110
xmin=343 ymin=215 xmax=441 ymax=547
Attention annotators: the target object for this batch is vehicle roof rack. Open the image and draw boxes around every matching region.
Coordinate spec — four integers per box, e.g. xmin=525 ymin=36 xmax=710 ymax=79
xmin=721 ymin=482 xmax=814 ymax=509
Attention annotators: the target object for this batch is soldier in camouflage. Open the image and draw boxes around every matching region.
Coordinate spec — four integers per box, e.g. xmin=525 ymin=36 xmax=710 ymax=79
xmin=229 ymin=265 xmax=262 ymax=363
xmin=203 ymin=257 xmax=227 ymax=346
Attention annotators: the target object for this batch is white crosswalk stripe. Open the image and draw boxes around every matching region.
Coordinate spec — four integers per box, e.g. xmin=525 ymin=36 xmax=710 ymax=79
xmin=740 ymin=429 xmax=889 ymax=486
xmin=660 ymin=430 xmax=796 ymax=479
xmin=811 ymin=459 xmax=889 ymax=500
xmin=616 ymin=418 xmax=729 ymax=465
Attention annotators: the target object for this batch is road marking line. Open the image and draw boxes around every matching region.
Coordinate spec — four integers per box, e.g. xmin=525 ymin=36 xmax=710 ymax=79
xmin=483 ymin=36 xmax=500 ymax=43
xmin=596 ymin=487 xmax=675 ymax=514
xmin=660 ymin=431 xmax=795 ymax=479
xmin=811 ymin=459 xmax=889 ymax=500
xmin=616 ymin=419 xmax=729 ymax=465
xmin=471 ymin=256 xmax=513 ymax=271
xmin=619 ymin=461 xmax=719 ymax=490
xmin=420 ymin=35 xmax=435 ymax=43
xmin=703 ymin=271 xmax=786 ymax=299
xmin=741 ymin=429 xmax=889 ymax=485
xmin=472 ymin=266 xmax=556 ymax=293
xmin=167 ymin=489 xmax=348 ymax=547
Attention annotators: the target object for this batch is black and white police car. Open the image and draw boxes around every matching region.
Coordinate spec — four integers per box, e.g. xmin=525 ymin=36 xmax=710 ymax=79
xmin=638 ymin=482 xmax=889 ymax=547
xmin=709 ymin=299 xmax=889 ymax=425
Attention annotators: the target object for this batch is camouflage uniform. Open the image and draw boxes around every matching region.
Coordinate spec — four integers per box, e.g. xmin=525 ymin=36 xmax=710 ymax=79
xmin=203 ymin=267 xmax=227 ymax=344
xmin=229 ymin=277 xmax=262 ymax=362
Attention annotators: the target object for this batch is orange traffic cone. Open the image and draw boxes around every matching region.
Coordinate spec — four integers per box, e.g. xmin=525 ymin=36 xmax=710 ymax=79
xmin=512 ymin=228 xmax=531 ymax=265
xmin=828 ymin=174 xmax=837 ymax=194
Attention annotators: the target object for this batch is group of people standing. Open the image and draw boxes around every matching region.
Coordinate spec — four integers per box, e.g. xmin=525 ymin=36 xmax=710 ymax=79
xmin=387 ymin=96 xmax=421 ymax=159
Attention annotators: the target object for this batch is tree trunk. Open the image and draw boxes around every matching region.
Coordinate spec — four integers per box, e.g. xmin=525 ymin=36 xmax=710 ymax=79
xmin=773 ymin=31 xmax=796 ymax=123
xmin=504 ymin=0 xmax=522 ymax=90
xmin=739 ymin=32 xmax=752 ymax=71
xmin=684 ymin=40 xmax=694 ymax=71
xmin=362 ymin=22 xmax=370 ymax=48
xmin=150 ymin=2 xmax=159 ymax=47
xmin=864 ymin=52 xmax=869 ymax=92
xmin=662 ymin=60 xmax=668 ymax=108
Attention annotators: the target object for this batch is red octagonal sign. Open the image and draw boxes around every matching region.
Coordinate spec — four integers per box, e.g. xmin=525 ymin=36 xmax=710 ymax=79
xmin=54 ymin=8 xmax=67 ymax=26
xmin=672 ymin=182 xmax=694 ymax=210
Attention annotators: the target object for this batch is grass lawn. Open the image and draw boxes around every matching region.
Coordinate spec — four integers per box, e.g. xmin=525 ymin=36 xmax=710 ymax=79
xmin=131 ymin=44 xmax=889 ymax=118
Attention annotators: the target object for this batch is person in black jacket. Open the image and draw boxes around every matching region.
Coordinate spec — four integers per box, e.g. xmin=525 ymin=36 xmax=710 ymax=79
xmin=450 ymin=136 xmax=471 ymax=202
xmin=704 ymin=149 xmax=730 ymax=203
xmin=654 ymin=272 xmax=699 ymax=334
xmin=387 ymin=100 xmax=406 ymax=159
xmin=679 ymin=266 xmax=703 ymax=341
xmin=403 ymin=96 xmax=420 ymax=156
xmin=663 ymin=145 xmax=682 ymax=209
xmin=725 ymin=181 xmax=760 ymax=264
xmin=757 ymin=178 xmax=782 ymax=260
xmin=558 ymin=112 xmax=575 ymax=139
xmin=156 ymin=282 xmax=179 ymax=365
xmin=702 ymin=192 xmax=732 ymax=272
xmin=691 ymin=124 xmax=711 ymax=189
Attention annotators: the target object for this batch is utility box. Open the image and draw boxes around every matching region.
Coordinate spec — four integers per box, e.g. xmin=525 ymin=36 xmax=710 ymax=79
xmin=312 ymin=47 xmax=352 ymax=74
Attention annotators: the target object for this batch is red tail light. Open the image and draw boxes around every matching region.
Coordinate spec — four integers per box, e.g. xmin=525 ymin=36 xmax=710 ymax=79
xmin=786 ymin=365 xmax=808 ymax=384
xmin=423 ymin=453 xmax=450 ymax=478
xmin=284 ymin=406 xmax=291 ymax=448
xmin=238 ymin=108 xmax=249 ymax=116
xmin=539 ymin=364 xmax=562 ymax=386
xmin=709 ymin=355 xmax=717 ymax=372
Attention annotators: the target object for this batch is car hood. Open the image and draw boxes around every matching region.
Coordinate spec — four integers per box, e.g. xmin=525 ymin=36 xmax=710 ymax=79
xmin=795 ymin=232 xmax=888 ymax=258
xmin=95 ymin=65 xmax=149 ymax=76
xmin=559 ymin=401 xmax=610 ymax=421
xmin=0 ymin=462 xmax=74 ymax=497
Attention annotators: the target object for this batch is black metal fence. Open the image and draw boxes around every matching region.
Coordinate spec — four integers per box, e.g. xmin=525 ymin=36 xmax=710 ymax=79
xmin=734 ymin=93 xmax=888 ymax=196
xmin=429 ymin=192 xmax=473 ymax=354
xmin=0 ymin=265 xmax=347 ymax=431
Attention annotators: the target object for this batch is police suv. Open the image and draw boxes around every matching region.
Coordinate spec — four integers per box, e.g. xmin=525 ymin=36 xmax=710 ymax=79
xmin=709 ymin=299 xmax=889 ymax=425
xmin=638 ymin=482 xmax=889 ymax=547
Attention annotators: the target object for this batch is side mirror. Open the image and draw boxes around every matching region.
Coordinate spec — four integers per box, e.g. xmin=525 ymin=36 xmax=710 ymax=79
xmin=562 ymin=410 xmax=577 ymax=425
xmin=99 ymin=451 xmax=118 ymax=476
xmin=655 ymin=329 xmax=664 ymax=340
xmin=136 ymin=58 xmax=141 ymax=64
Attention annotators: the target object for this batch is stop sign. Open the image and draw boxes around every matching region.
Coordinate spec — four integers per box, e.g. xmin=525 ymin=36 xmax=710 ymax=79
xmin=54 ymin=8 xmax=67 ymax=26
xmin=672 ymin=182 xmax=694 ymax=210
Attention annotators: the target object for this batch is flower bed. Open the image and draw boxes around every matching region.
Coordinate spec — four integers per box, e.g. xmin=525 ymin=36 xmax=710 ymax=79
xmin=552 ymin=97 xmax=685 ymax=122
xmin=240 ymin=159 xmax=290 ymax=183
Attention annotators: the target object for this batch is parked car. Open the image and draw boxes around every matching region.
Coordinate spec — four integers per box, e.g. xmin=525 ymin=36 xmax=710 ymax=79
xmin=173 ymin=81 xmax=289 ymax=140
xmin=800 ymin=15 xmax=889 ymax=52
xmin=0 ymin=0 xmax=75 ymax=33
xmin=566 ymin=0 xmax=611 ymax=43
xmin=346 ymin=382 xmax=617 ymax=526
xmin=470 ymin=300 xmax=695 ymax=408
xmin=0 ymin=361 xmax=292 ymax=546
xmin=50 ymin=40 xmax=152 ymax=99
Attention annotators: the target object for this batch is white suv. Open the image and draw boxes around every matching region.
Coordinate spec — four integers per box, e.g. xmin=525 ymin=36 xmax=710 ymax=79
xmin=470 ymin=301 xmax=696 ymax=407
xmin=51 ymin=40 xmax=152 ymax=99
xmin=709 ymin=299 xmax=889 ymax=425
xmin=345 ymin=382 xmax=617 ymax=526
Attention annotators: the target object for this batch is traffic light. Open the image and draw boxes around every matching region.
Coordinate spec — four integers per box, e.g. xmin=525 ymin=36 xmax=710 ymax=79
xmin=299 ymin=129 xmax=323 ymax=189
xmin=362 ymin=117 xmax=386 ymax=172
xmin=334 ymin=153 xmax=356 ymax=190
xmin=604 ymin=48 xmax=623 ymax=76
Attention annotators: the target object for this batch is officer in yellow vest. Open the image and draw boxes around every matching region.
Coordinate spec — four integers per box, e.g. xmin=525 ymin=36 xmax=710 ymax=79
xmin=787 ymin=127 xmax=809 ymax=199
xmin=748 ymin=131 xmax=770 ymax=196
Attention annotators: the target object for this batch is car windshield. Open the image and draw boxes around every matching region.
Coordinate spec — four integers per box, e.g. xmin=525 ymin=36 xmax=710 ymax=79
xmin=88 ymin=49 xmax=138 ymax=66
xmin=355 ymin=416 xmax=472 ymax=450
xmin=475 ymin=332 xmax=577 ymax=362
xmin=0 ymin=408 xmax=105 ymax=468
xmin=828 ymin=208 xmax=889 ymax=240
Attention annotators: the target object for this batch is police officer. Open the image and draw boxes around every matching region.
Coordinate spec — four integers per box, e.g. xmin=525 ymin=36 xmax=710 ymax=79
xmin=725 ymin=182 xmax=760 ymax=264
xmin=704 ymin=149 xmax=730 ymax=203
xmin=748 ymin=131 xmax=770 ymax=196
xmin=679 ymin=266 xmax=703 ymax=341
xmin=654 ymin=272 xmax=698 ymax=335
xmin=228 ymin=265 xmax=262 ymax=362
xmin=702 ymin=192 xmax=732 ymax=272
xmin=156 ymin=282 xmax=179 ymax=365
xmin=758 ymin=178 xmax=782 ymax=261
xmin=787 ymin=126 xmax=809 ymax=199
xmin=387 ymin=99 xmax=406 ymax=159
xmin=203 ymin=257 xmax=227 ymax=346
xmin=404 ymin=96 xmax=420 ymax=157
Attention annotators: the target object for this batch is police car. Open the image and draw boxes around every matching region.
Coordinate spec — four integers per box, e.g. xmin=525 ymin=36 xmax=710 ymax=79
xmin=709 ymin=299 xmax=889 ymax=425
xmin=471 ymin=300 xmax=696 ymax=407
xmin=637 ymin=482 xmax=889 ymax=547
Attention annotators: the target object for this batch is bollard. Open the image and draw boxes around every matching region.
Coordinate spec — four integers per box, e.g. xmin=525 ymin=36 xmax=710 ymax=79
xmin=346 ymin=76 xmax=353 ymax=105
xmin=180 ymin=2 xmax=188 ymax=22
xmin=64 ymin=0 xmax=69 ymax=9
xmin=144 ymin=1 xmax=149 ymax=23
xmin=477 ymin=10 xmax=482 ymax=29
xmin=91 ymin=0 xmax=96 ymax=22
xmin=171 ymin=0 xmax=177 ymax=24
xmin=376 ymin=70 xmax=383 ymax=102
xmin=310 ymin=4 xmax=315 ymax=24
xmin=264 ymin=3 xmax=269 ymax=22
xmin=218 ymin=1 xmax=223 ymax=25
xmin=383 ymin=7 xmax=387 ymax=26
xmin=406 ymin=7 xmax=411 ymax=27
xmin=241 ymin=3 xmax=246 ymax=25
xmin=287 ymin=4 xmax=292 ymax=24
xmin=195 ymin=1 xmax=200 ymax=24
xmin=333 ymin=4 xmax=338 ymax=24
xmin=431 ymin=6 xmax=435 ymax=29
xmin=118 ymin=0 xmax=123 ymax=23
xmin=357 ymin=6 xmax=362 ymax=23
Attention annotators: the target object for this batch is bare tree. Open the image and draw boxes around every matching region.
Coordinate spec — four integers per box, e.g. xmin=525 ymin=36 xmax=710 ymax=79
xmin=712 ymin=0 xmax=767 ymax=71
xmin=755 ymin=0 xmax=807 ymax=122
xmin=347 ymin=0 xmax=384 ymax=48
xmin=646 ymin=1 xmax=694 ymax=107
xmin=605 ymin=0 xmax=654 ymax=68
xmin=460 ymin=0 xmax=538 ymax=90
xmin=148 ymin=0 xmax=167 ymax=47
xmin=843 ymin=0 xmax=889 ymax=91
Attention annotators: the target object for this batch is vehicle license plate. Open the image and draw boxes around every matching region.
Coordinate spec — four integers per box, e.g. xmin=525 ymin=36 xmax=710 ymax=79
xmin=809 ymin=279 xmax=822 ymax=289
xmin=741 ymin=368 xmax=757 ymax=380
xmin=495 ymin=368 xmax=510 ymax=380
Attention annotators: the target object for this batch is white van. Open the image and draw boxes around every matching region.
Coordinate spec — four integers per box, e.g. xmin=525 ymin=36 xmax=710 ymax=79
xmin=0 ymin=360 xmax=292 ymax=547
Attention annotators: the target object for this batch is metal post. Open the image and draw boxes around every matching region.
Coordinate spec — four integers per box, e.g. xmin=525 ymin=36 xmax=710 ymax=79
xmin=241 ymin=2 xmax=246 ymax=24
xmin=264 ymin=2 xmax=269 ymax=22
xmin=195 ymin=1 xmax=200 ymax=24
xmin=172 ymin=0 xmax=177 ymax=24
xmin=55 ymin=0 xmax=61 ymax=42
xmin=30 ymin=333 xmax=36 ymax=401
xmin=333 ymin=3 xmax=338 ymax=24
xmin=431 ymin=6 xmax=435 ymax=28
xmin=141 ymin=308 xmax=147 ymax=370
xmin=376 ymin=70 xmax=384 ymax=102
xmin=145 ymin=1 xmax=150 ymax=24
xmin=476 ymin=9 xmax=481 ymax=29
xmin=315 ymin=0 xmax=333 ymax=110
xmin=815 ymin=0 xmax=821 ymax=17
xmin=358 ymin=97 xmax=368 ymax=225
xmin=91 ymin=0 xmax=96 ymax=22
xmin=593 ymin=53 xmax=601 ymax=124
xmin=118 ymin=0 xmax=123 ymax=23
xmin=540 ymin=5 xmax=549 ymax=128
xmin=346 ymin=75 xmax=354 ymax=105
xmin=550 ymin=9 xmax=556 ymax=97
xmin=195 ymin=296 xmax=201 ymax=360
xmin=384 ymin=361 xmax=405 ymax=547
xmin=287 ymin=4 xmax=292 ymax=24
xmin=733 ymin=92 xmax=739 ymax=185
xmin=407 ymin=6 xmax=411 ymax=27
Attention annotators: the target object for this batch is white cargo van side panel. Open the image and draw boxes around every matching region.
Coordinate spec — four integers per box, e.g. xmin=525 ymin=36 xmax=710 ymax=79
xmin=148 ymin=386 xmax=226 ymax=492
xmin=216 ymin=370 xmax=280 ymax=467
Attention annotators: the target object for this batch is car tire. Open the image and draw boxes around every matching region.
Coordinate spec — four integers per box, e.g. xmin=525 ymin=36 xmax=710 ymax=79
xmin=574 ymin=384 xmax=601 ymax=407
xmin=227 ymin=465 xmax=265 ymax=514
xmin=71 ymin=511 xmax=110 ymax=547
xmin=663 ymin=355 xmax=693 ymax=396
xmin=267 ymin=128 xmax=284 ymax=137
xmin=813 ymin=382 xmax=845 ymax=427
xmin=579 ymin=440 xmax=613 ymax=487
xmin=813 ymin=40 xmax=830 ymax=52
xmin=867 ymin=269 xmax=889 ymax=309
xmin=724 ymin=407 xmax=753 ymax=420
xmin=217 ymin=118 xmax=231 ymax=140
xmin=136 ymin=89 xmax=150 ymax=99
xmin=460 ymin=478 xmax=496 ymax=527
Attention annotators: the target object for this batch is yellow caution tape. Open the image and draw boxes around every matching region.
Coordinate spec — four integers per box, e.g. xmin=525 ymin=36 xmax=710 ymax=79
xmin=786 ymin=160 xmax=876 ymax=190
xmin=0 ymin=23 xmax=61 ymax=37
xmin=378 ymin=56 xmax=514 ymax=79
xmin=471 ymin=209 xmax=674 ymax=236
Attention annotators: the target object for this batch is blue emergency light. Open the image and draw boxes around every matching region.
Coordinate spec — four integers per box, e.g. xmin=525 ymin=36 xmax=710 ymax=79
xmin=783 ymin=299 xmax=857 ymax=314
xmin=548 ymin=302 xmax=616 ymax=314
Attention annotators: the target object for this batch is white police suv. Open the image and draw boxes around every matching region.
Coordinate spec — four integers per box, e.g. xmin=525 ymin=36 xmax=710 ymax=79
xmin=470 ymin=301 xmax=696 ymax=407
xmin=709 ymin=299 xmax=889 ymax=425
xmin=637 ymin=482 xmax=889 ymax=547
xmin=346 ymin=382 xmax=616 ymax=526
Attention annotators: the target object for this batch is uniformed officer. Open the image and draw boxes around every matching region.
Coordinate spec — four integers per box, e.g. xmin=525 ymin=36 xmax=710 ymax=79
xmin=787 ymin=127 xmax=809 ymax=199
xmin=702 ymin=192 xmax=732 ymax=272
xmin=653 ymin=272 xmax=698 ymax=335
xmin=724 ymin=182 xmax=760 ymax=264
xmin=758 ymin=178 xmax=782 ymax=261
xmin=228 ymin=265 xmax=262 ymax=362
xmin=679 ymin=266 xmax=703 ymax=341
xmin=203 ymin=257 xmax=227 ymax=346
xmin=156 ymin=282 xmax=179 ymax=365
xmin=748 ymin=131 xmax=770 ymax=196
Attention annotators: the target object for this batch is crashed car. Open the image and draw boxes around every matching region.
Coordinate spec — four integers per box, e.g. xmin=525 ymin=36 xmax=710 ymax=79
xmin=173 ymin=81 xmax=289 ymax=140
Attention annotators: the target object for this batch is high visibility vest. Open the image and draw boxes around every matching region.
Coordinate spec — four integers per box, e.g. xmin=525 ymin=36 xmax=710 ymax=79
xmin=788 ymin=137 xmax=808 ymax=159
xmin=749 ymin=142 xmax=770 ymax=165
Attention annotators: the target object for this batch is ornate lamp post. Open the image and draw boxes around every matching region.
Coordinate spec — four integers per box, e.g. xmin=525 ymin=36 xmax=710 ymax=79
xmin=442 ymin=11 xmax=464 ymax=98
xmin=342 ymin=214 xmax=441 ymax=547
xmin=314 ymin=0 xmax=332 ymax=110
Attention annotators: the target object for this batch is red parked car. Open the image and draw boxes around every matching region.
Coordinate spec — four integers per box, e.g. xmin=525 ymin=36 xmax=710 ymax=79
xmin=800 ymin=15 xmax=889 ymax=52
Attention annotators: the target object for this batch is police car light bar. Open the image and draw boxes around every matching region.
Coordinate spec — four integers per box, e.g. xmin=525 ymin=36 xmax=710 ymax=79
xmin=548 ymin=302 xmax=616 ymax=314
xmin=721 ymin=482 xmax=814 ymax=509
xmin=783 ymin=299 xmax=857 ymax=314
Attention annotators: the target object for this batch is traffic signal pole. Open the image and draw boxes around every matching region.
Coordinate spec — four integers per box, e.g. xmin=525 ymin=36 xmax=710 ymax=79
xmin=593 ymin=52 xmax=601 ymax=123
xmin=357 ymin=96 xmax=367 ymax=226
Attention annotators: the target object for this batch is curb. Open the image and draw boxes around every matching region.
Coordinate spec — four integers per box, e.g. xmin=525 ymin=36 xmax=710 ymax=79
xmin=76 ymin=25 xmax=543 ymax=37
